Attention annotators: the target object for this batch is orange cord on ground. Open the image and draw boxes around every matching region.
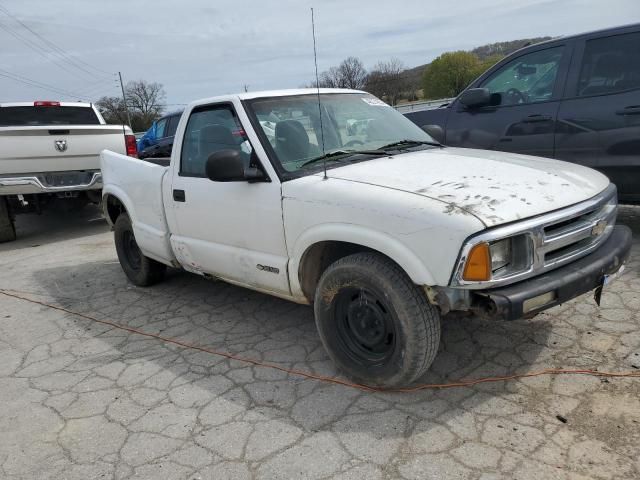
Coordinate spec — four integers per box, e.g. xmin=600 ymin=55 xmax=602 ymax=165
xmin=1 ymin=289 xmax=639 ymax=393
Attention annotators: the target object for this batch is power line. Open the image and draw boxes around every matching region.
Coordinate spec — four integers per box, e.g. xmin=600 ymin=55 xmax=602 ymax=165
xmin=0 ymin=68 xmax=86 ymax=99
xmin=0 ymin=4 xmax=114 ymax=81
xmin=0 ymin=21 xmax=98 ymax=82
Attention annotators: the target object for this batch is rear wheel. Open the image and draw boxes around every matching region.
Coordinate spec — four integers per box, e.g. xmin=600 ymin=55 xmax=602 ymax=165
xmin=0 ymin=197 xmax=16 ymax=243
xmin=114 ymin=213 xmax=166 ymax=286
xmin=314 ymin=252 xmax=441 ymax=388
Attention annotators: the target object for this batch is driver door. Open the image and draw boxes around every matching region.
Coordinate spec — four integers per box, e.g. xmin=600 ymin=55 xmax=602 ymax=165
xmin=166 ymin=101 xmax=290 ymax=295
xmin=445 ymin=43 xmax=570 ymax=158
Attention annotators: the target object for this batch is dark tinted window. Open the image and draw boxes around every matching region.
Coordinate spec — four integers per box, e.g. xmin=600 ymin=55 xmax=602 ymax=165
xmin=180 ymin=104 xmax=251 ymax=177
xmin=480 ymin=46 xmax=564 ymax=105
xmin=0 ymin=106 xmax=100 ymax=126
xmin=578 ymin=31 xmax=640 ymax=96
xmin=166 ymin=115 xmax=180 ymax=137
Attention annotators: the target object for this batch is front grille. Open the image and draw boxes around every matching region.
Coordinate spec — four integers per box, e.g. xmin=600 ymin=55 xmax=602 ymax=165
xmin=538 ymin=194 xmax=617 ymax=269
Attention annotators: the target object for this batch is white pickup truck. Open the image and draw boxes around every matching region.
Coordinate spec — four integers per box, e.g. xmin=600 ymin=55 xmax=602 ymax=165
xmin=0 ymin=101 xmax=136 ymax=242
xmin=101 ymin=89 xmax=632 ymax=387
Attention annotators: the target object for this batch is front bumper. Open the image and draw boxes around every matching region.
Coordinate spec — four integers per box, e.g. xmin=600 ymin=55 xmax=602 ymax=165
xmin=471 ymin=225 xmax=632 ymax=320
xmin=0 ymin=171 xmax=102 ymax=195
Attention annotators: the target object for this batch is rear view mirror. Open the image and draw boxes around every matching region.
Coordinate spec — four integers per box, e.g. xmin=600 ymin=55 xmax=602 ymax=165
xmin=459 ymin=88 xmax=491 ymax=108
xmin=205 ymin=150 xmax=264 ymax=182
xmin=517 ymin=65 xmax=537 ymax=76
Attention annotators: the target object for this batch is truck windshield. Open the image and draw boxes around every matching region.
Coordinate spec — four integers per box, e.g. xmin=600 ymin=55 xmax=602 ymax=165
xmin=245 ymin=93 xmax=436 ymax=174
xmin=0 ymin=106 xmax=101 ymax=126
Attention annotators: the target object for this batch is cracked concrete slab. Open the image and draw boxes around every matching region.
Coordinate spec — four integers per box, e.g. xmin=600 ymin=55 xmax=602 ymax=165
xmin=0 ymin=205 xmax=638 ymax=479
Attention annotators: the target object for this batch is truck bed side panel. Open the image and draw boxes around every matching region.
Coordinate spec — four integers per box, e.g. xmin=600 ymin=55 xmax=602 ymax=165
xmin=100 ymin=150 xmax=175 ymax=265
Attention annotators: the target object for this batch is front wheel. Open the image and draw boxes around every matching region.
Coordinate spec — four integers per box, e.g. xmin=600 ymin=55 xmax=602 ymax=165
xmin=314 ymin=252 xmax=441 ymax=388
xmin=114 ymin=214 xmax=166 ymax=286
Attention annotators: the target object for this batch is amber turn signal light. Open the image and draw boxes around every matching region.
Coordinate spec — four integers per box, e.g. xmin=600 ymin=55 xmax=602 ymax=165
xmin=462 ymin=242 xmax=491 ymax=281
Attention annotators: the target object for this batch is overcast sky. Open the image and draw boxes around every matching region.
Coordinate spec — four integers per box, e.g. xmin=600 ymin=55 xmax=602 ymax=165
xmin=1 ymin=0 xmax=639 ymax=106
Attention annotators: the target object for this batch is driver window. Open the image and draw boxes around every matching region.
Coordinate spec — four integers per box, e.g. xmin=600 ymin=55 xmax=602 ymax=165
xmin=480 ymin=46 xmax=564 ymax=106
xmin=180 ymin=105 xmax=252 ymax=177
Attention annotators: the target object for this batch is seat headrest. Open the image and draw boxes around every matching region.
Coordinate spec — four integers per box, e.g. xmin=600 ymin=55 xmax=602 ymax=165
xmin=275 ymin=120 xmax=309 ymax=162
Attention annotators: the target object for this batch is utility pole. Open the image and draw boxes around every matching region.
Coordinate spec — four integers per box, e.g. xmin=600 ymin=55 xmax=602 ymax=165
xmin=118 ymin=71 xmax=133 ymax=128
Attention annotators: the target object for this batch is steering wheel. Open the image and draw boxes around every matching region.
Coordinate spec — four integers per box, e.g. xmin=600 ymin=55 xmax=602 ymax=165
xmin=504 ymin=88 xmax=527 ymax=105
xmin=343 ymin=139 xmax=364 ymax=148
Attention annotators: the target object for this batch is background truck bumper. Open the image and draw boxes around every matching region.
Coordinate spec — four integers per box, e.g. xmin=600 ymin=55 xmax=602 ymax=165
xmin=473 ymin=225 xmax=632 ymax=321
xmin=0 ymin=171 xmax=102 ymax=195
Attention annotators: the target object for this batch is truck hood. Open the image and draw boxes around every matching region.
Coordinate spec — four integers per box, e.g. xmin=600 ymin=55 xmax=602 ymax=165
xmin=325 ymin=147 xmax=610 ymax=227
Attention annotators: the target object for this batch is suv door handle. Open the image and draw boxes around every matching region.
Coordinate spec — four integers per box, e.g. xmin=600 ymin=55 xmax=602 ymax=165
xmin=616 ymin=106 xmax=640 ymax=115
xmin=173 ymin=189 xmax=185 ymax=202
xmin=522 ymin=114 xmax=552 ymax=123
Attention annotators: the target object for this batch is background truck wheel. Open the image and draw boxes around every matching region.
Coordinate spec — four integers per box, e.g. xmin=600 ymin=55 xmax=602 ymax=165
xmin=314 ymin=252 xmax=441 ymax=388
xmin=114 ymin=213 xmax=166 ymax=286
xmin=0 ymin=197 xmax=17 ymax=243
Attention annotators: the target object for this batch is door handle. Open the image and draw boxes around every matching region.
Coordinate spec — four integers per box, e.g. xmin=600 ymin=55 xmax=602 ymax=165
xmin=522 ymin=114 xmax=552 ymax=123
xmin=616 ymin=106 xmax=640 ymax=115
xmin=173 ymin=189 xmax=185 ymax=202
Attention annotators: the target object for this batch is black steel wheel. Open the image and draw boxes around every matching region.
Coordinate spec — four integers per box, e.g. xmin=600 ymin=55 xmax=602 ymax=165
xmin=114 ymin=213 xmax=166 ymax=286
xmin=314 ymin=252 xmax=441 ymax=388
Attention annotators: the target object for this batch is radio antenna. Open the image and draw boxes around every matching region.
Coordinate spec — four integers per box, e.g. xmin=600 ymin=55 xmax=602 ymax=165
xmin=311 ymin=7 xmax=327 ymax=180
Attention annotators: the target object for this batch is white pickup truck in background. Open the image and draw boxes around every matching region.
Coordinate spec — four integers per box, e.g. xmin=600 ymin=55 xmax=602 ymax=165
xmin=0 ymin=101 xmax=137 ymax=242
xmin=100 ymin=89 xmax=632 ymax=387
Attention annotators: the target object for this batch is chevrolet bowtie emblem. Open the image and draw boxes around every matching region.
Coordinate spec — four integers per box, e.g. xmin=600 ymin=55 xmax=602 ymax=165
xmin=591 ymin=220 xmax=607 ymax=236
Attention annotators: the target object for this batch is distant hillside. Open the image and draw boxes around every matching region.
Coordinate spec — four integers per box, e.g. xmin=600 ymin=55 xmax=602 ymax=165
xmin=402 ymin=36 xmax=553 ymax=95
xmin=470 ymin=37 xmax=552 ymax=59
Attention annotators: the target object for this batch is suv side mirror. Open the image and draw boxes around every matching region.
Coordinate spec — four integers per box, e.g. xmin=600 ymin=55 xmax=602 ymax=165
xmin=205 ymin=149 xmax=264 ymax=182
xmin=421 ymin=124 xmax=444 ymax=144
xmin=459 ymin=88 xmax=491 ymax=108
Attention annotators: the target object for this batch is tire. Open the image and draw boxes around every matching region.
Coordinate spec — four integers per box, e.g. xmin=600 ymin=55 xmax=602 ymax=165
xmin=314 ymin=252 xmax=441 ymax=388
xmin=114 ymin=213 xmax=166 ymax=286
xmin=0 ymin=196 xmax=16 ymax=243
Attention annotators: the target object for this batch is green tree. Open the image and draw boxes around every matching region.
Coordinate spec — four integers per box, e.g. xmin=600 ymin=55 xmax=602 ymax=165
xmin=422 ymin=51 xmax=482 ymax=99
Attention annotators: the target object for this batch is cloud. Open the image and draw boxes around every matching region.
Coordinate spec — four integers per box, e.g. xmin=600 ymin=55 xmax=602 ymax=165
xmin=0 ymin=0 xmax=638 ymax=104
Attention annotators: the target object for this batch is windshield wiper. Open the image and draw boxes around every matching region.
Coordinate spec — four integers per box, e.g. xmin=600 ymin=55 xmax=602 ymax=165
xmin=301 ymin=149 xmax=385 ymax=168
xmin=378 ymin=139 xmax=442 ymax=149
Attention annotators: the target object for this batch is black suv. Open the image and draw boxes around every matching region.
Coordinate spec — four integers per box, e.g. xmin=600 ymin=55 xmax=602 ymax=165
xmin=406 ymin=24 xmax=640 ymax=202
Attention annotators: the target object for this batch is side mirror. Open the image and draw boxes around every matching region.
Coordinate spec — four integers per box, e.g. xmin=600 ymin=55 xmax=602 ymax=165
xmin=421 ymin=125 xmax=445 ymax=144
xmin=205 ymin=149 xmax=264 ymax=182
xmin=459 ymin=88 xmax=491 ymax=108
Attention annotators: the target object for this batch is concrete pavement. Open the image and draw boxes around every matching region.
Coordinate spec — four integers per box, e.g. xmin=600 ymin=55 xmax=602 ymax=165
xmin=0 ymin=205 xmax=639 ymax=479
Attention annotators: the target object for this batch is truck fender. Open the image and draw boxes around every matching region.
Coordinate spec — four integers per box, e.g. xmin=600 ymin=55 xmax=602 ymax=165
xmin=102 ymin=184 xmax=137 ymax=227
xmin=288 ymin=223 xmax=437 ymax=299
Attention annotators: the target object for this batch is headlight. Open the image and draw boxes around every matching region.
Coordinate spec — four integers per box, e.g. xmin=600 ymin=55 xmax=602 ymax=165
xmin=461 ymin=234 xmax=532 ymax=282
xmin=489 ymin=238 xmax=511 ymax=272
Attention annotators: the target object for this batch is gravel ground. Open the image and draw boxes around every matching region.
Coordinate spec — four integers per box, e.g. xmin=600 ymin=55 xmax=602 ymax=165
xmin=0 ymin=204 xmax=638 ymax=480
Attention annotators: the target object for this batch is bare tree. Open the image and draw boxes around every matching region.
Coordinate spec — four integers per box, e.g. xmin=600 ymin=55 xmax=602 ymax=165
xmin=95 ymin=96 xmax=127 ymax=124
xmin=318 ymin=66 xmax=342 ymax=88
xmin=125 ymin=80 xmax=166 ymax=127
xmin=338 ymin=57 xmax=368 ymax=89
xmin=364 ymin=58 xmax=406 ymax=105
xmin=315 ymin=57 xmax=368 ymax=89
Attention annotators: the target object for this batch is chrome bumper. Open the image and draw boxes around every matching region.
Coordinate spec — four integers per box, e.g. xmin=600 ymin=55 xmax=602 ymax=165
xmin=0 ymin=171 xmax=102 ymax=195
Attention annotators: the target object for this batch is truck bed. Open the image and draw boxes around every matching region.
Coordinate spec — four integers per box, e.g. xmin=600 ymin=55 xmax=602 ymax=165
xmin=100 ymin=150 xmax=175 ymax=265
